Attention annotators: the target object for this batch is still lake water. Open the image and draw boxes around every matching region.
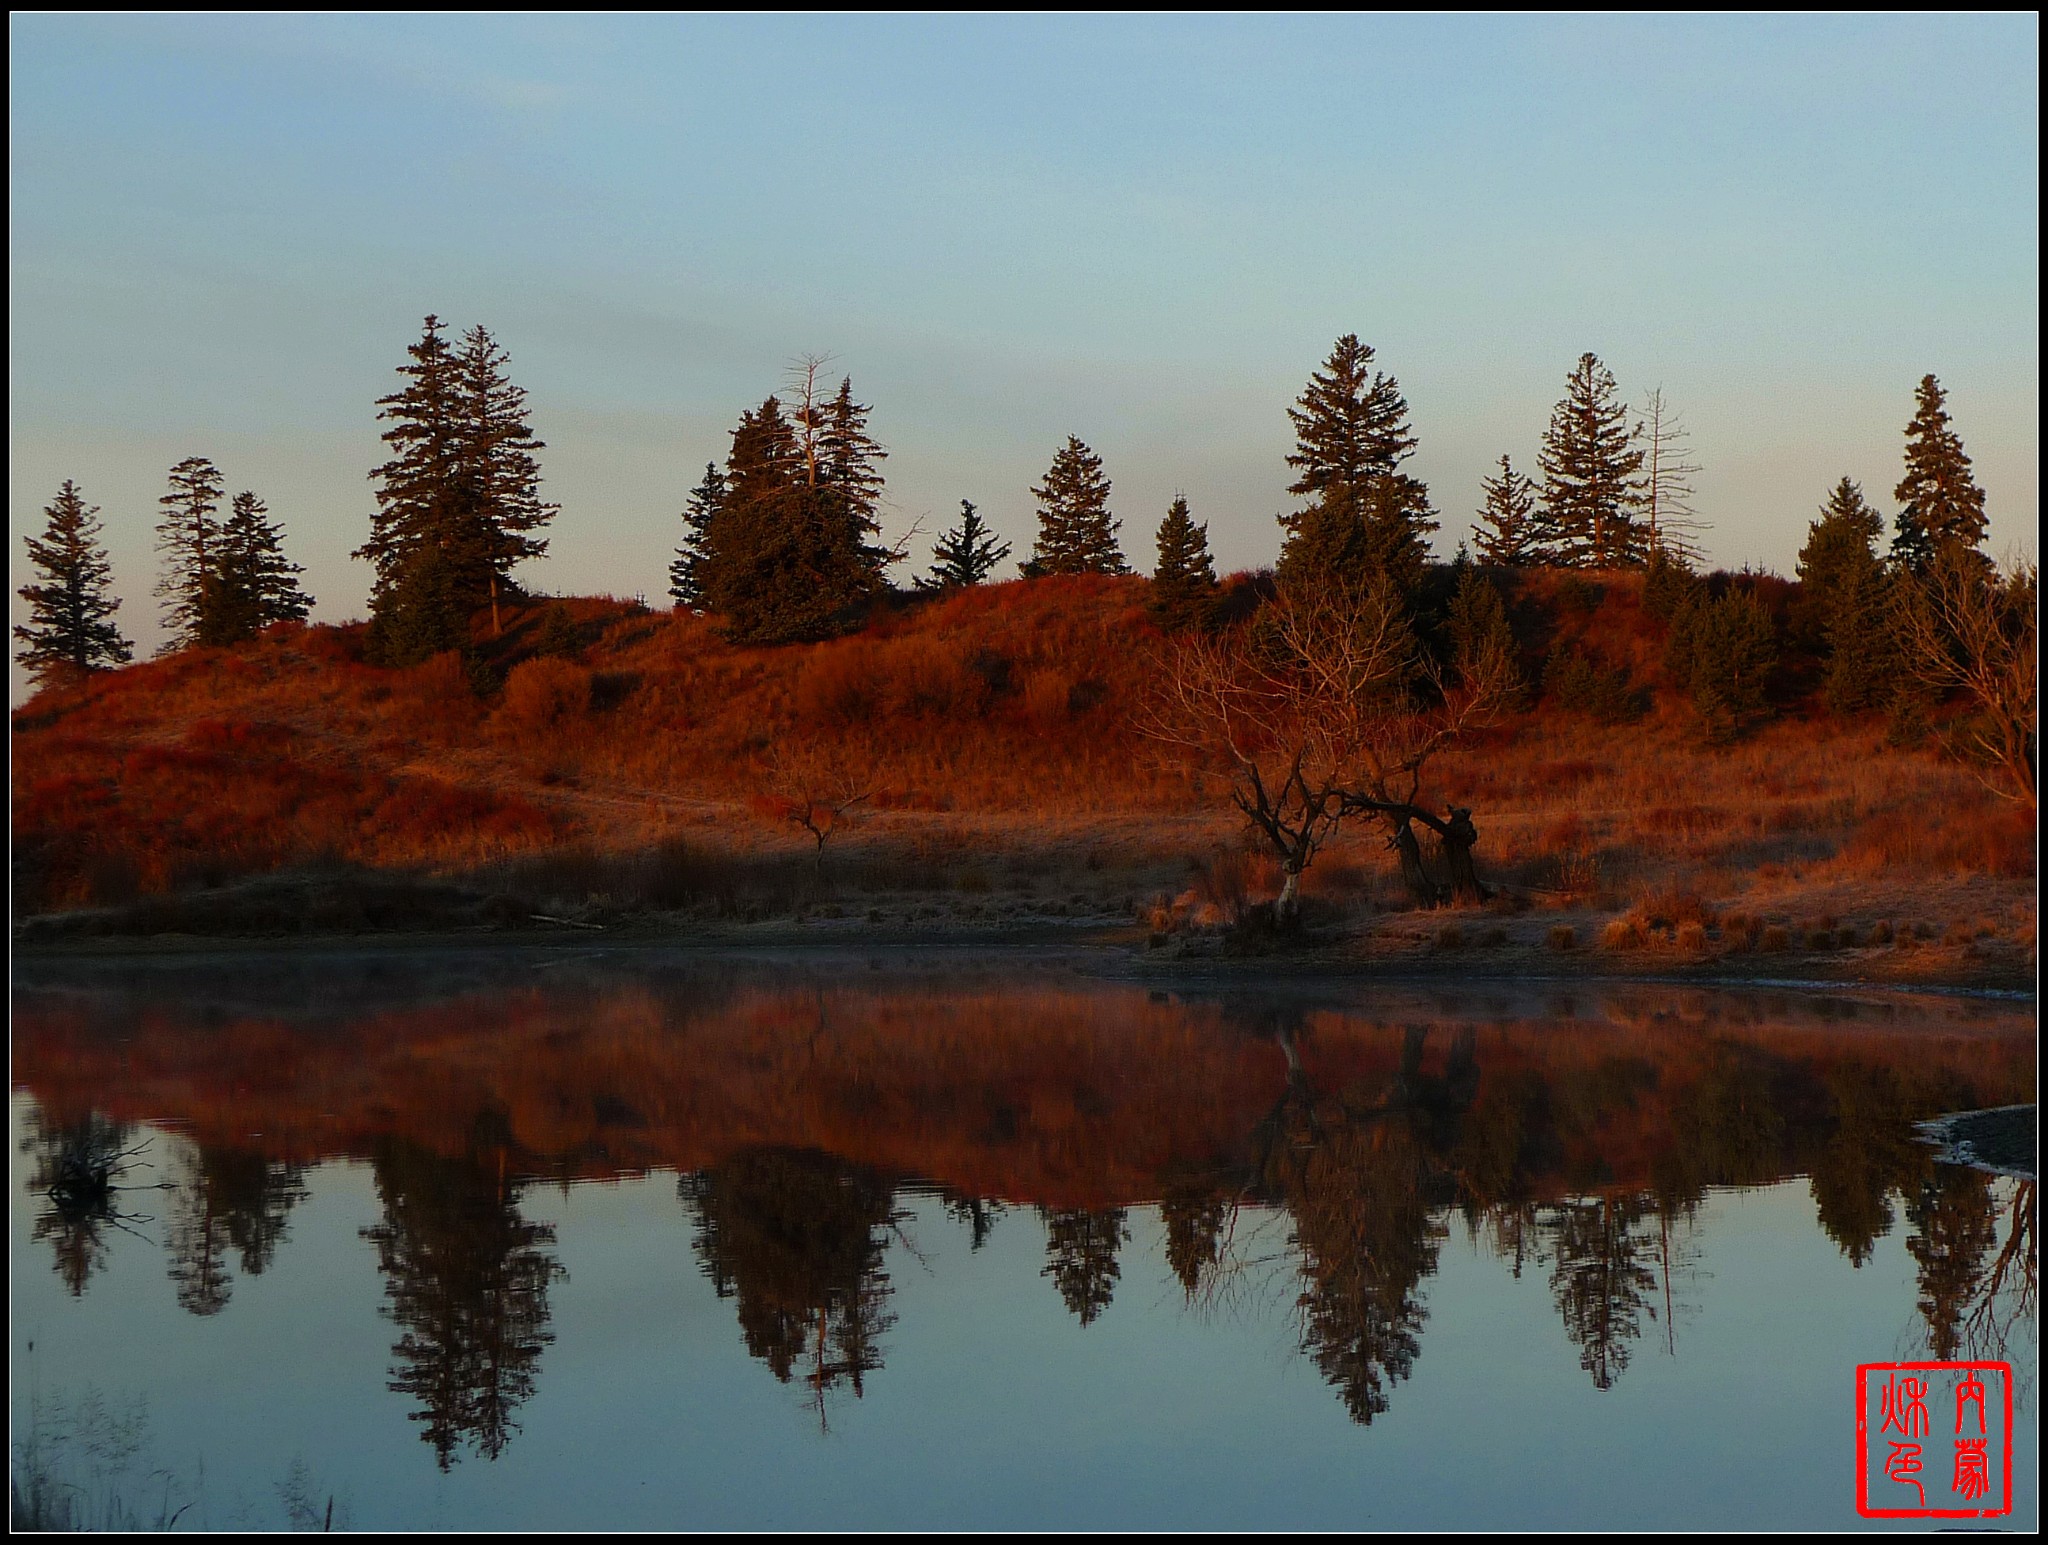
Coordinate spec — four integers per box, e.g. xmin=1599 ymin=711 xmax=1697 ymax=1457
xmin=10 ymin=949 xmax=2037 ymax=1530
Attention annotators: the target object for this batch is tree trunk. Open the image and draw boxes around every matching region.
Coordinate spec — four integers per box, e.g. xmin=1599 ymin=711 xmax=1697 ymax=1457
xmin=489 ymin=574 xmax=502 ymax=639
xmin=1439 ymin=807 xmax=1486 ymax=904
xmin=1390 ymin=816 xmax=1440 ymax=908
xmin=1276 ymin=865 xmax=1302 ymax=928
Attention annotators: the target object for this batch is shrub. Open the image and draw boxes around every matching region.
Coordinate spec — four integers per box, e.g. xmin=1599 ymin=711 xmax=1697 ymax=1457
xmin=499 ymin=657 xmax=592 ymax=728
xmin=1543 ymin=649 xmax=1643 ymax=724
xmin=1547 ymin=925 xmax=1576 ymax=951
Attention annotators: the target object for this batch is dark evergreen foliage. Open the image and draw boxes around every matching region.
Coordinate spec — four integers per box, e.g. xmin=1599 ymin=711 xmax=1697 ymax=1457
xmin=1278 ymin=335 xmax=1435 ymax=595
xmin=358 ymin=317 xmax=557 ymax=663
xmin=1276 ymin=472 xmax=1435 ymax=599
xmin=1536 ymin=353 xmax=1646 ymax=568
xmin=154 ymin=455 xmax=226 ymax=649
xmin=1023 ymin=437 xmax=1126 ymax=577
xmin=1040 ymin=1206 xmax=1128 ymax=1326
xmin=200 ymin=492 xmax=312 ymax=646
xmin=15 ymin=480 xmax=132 ymax=677
xmin=1640 ymin=544 xmax=1702 ymax=622
xmin=1665 ymin=587 xmax=1778 ymax=742
xmin=1823 ymin=554 xmax=1898 ymax=715
xmin=1794 ymin=477 xmax=1885 ymax=645
xmin=1446 ymin=563 xmax=1522 ymax=701
xmin=1147 ymin=495 xmax=1220 ymax=631
xmin=696 ymin=393 xmax=889 ymax=644
xmin=1283 ymin=334 xmax=1417 ymax=528
xmin=670 ymin=461 xmax=727 ymax=609
xmin=1890 ymin=374 xmax=1988 ymax=574
xmin=918 ymin=499 xmax=1011 ymax=591
xmin=818 ymin=376 xmax=891 ymax=589
xmin=1472 ymin=454 xmax=1541 ymax=566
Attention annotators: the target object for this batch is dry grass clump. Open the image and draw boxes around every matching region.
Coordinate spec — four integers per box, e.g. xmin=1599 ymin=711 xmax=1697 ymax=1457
xmin=1759 ymin=924 xmax=1791 ymax=952
xmin=1547 ymin=924 xmax=1577 ymax=951
xmin=1600 ymin=917 xmax=1646 ymax=951
xmin=1675 ymin=920 xmax=1708 ymax=952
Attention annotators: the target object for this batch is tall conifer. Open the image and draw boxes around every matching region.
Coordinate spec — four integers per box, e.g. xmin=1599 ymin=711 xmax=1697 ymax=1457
xmin=670 ymin=462 xmax=727 ymax=609
xmin=1148 ymin=496 xmax=1220 ymax=631
xmin=15 ymin=480 xmax=132 ymax=677
xmin=1536 ymin=353 xmax=1645 ymax=568
xmin=1277 ymin=335 xmax=1435 ymax=595
xmin=452 ymin=324 xmax=557 ymax=635
xmin=818 ymin=376 xmax=890 ymax=588
xmin=1023 ymin=438 xmax=1126 ymax=577
xmin=154 ymin=455 xmax=226 ymax=650
xmin=1793 ymin=478 xmax=1885 ymax=648
xmin=1472 ymin=454 xmax=1541 ymax=566
xmin=200 ymin=492 xmax=312 ymax=645
xmin=1890 ymin=374 xmax=1987 ymax=574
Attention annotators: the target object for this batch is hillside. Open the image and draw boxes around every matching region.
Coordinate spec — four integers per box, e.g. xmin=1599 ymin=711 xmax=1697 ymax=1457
xmin=10 ymin=569 xmax=2035 ymax=980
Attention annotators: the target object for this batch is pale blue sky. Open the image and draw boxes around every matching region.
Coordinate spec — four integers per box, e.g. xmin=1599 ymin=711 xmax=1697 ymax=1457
xmin=9 ymin=14 xmax=2038 ymax=670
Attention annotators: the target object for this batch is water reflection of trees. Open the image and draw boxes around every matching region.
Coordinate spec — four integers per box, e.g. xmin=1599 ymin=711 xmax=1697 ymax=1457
xmin=1040 ymin=1208 xmax=1129 ymax=1326
xmin=165 ymin=1145 xmax=310 ymax=1316
xmin=685 ymin=1148 xmax=901 ymax=1425
xmin=21 ymin=1111 xmax=156 ymax=1298
xmin=360 ymin=1134 xmax=564 ymax=1469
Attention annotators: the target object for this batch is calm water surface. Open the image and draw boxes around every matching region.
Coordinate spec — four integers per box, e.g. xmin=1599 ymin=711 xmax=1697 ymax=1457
xmin=10 ymin=950 xmax=2037 ymax=1530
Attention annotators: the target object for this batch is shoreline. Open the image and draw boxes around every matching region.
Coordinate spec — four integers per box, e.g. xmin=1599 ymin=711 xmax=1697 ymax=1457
xmin=10 ymin=919 xmax=2036 ymax=998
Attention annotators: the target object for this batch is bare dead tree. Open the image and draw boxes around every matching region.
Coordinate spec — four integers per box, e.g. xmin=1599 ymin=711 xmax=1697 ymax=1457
xmin=759 ymin=740 xmax=872 ymax=873
xmin=1633 ymin=387 xmax=1706 ymax=566
xmin=1144 ymin=573 xmax=1516 ymax=922
xmin=1894 ymin=551 xmax=2037 ymax=808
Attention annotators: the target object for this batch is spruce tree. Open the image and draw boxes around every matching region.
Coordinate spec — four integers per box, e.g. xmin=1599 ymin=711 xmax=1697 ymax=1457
xmin=1793 ymin=477 xmax=1885 ymax=649
xmin=451 ymin=324 xmax=557 ymax=635
xmin=202 ymin=492 xmax=313 ymax=645
xmin=1890 ymin=374 xmax=1988 ymax=574
xmin=1147 ymin=495 xmax=1220 ymax=631
xmin=1276 ymin=472 xmax=1435 ymax=599
xmin=1277 ymin=335 xmax=1435 ymax=595
xmin=15 ymin=480 xmax=132 ymax=678
xmin=670 ymin=462 xmax=727 ymax=609
xmin=359 ymin=316 xmax=465 ymax=661
xmin=698 ymin=395 xmax=880 ymax=644
xmin=1822 ymin=550 xmax=1897 ymax=715
xmin=918 ymin=500 xmax=1010 ymax=591
xmin=1283 ymin=334 xmax=1417 ymax=532
xmin=1446 ymin=562 xmax=1522 ymax=702
xmin=818 ymin=376 xmax=891 ymax=588
xmin=1472 ymin=454 xmax=1541 ymax=566
xmin=358 ymin=318 xmax=556 ymax=662
xmin=154 ymin=455 xmax=226 ymax=649
xmin=1536 ymin=353 xmax=1645 ymax=568
xmin=1022 ymin=437 xmax=1126 ymax=577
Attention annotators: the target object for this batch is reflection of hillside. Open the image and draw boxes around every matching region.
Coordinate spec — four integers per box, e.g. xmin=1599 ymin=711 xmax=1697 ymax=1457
xmin=14 ymin=962 xmax=2035 ymax=1432
xmin=14 ymin=965 xmax=2031 ymax=1213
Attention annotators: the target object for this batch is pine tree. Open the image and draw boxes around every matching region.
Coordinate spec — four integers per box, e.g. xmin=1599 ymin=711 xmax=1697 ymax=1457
xmin=1822 ymin=551 xmax=1897 ymax=715
xmin=918 ymin=500 xmax=1010 ymax=591
xmin=1278 ymin=335 xmax=1435 ymax=595
xmin=15 ymin=480 xmax=132 ymax=678
xmin=1472 ymin=454 xmax=1541 ymax=566
xmin=198 ymin=492 xmax=312 ymax=646
xmin=1446 ymin=562 xmax=1521 ymax=702
xmin=358 ymin=317 xmax=556 ymax=662
xmin=1022 ymin=437 xmax=1126 ymax=577
xmin=698 ymin=395 xmax=880 ymax=644
xmin=818 ymin=376 xmax=891 ymax=588
xmin=1793 ymin=477 xmax=1885 ymax=649
xmin=451 ymin=324 xmax=558 ymax=635
xmin=359 ymin=316 xmax=465 ymax=661
xmin=670 ymin=462 xmax=727 ymax=609
xmin=1283 ymin=334 xmax=1417 ymax=532
xmin=1536 ymin=353 xmax=1646 ymax=568
xmin=1147 ymin=495 xmax=1220 ymax=631
xmin=1276 ymin=472 xmax=1435 ymax=599
xmin=154 ymin=455 xmax=226 ymax=649
xmin=1890 ymin=374 xmax=1988 ymax=574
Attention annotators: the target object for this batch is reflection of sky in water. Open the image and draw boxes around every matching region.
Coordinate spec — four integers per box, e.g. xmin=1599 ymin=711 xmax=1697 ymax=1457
xmin=7 ymin=960 xmax=2038 ymax=1530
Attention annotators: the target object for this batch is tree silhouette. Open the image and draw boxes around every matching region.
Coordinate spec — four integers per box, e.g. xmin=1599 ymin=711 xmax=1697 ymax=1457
xmin=154 ymin=455 xmax=226 ymax=650
xmin=23 ymin=1110 xmax=146 ymax=1298
xmin=1906 ymin=1165 xmax=1998 ymax=1361
xmin=1159 ymin=1182 xmax=1228 ymax=1301
xmin=200 ymin=492 xmax=313 ymax=645
xmin=15 ymin=480 xmax=132 ymax=679
xmin=1148 ymin=495 xmax=1220 ymax=632
xmin=1545 ymin=1192 xmax=1659 ymax=1391
xmin=1808 ymin=1062 xmax=1924 ymax=1268
xmin=361 ymin=1137 xmax=563 ymax=1469
xmin=1039 ymin=1206 xmax=1128 ymax=1326
xmin=1472 ymin=454 xmax=1541 ymax=567
xmin=1536 ymin=353 xmax=1645 ymax=568
xmin=1891 ymin=374 xmax=1987 ymax=574
xmin=1023 ymin=437 xmax=1125 ymax=577
xmin=919 ymin=500 xmax=1011 ymax=591
xmin=685 ymin=1147 xmax=900 ymax=1421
